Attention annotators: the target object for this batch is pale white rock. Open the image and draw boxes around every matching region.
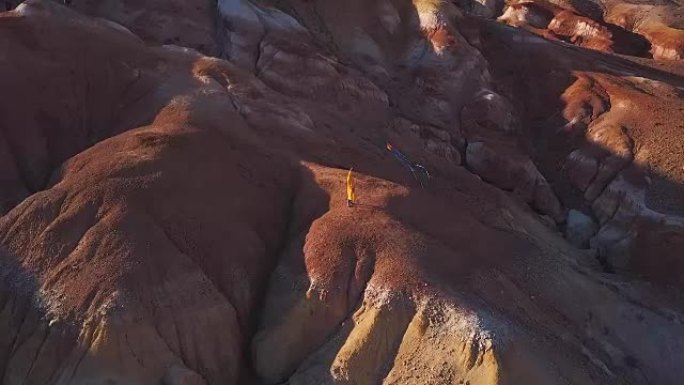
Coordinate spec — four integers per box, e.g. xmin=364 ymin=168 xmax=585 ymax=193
xmin=498 ymin=5 xmax=551 ymax=28
xmin=471 ymin=0 xmax=501 ymax=18
xmin=565 ymin=209 xmax=598 ymax=248
xmin=652 ymin=45 xmax=682 ymax=60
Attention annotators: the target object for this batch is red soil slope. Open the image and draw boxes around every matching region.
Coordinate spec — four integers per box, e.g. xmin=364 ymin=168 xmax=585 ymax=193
xmin=0 ymin=1 xmax=683 ymax=385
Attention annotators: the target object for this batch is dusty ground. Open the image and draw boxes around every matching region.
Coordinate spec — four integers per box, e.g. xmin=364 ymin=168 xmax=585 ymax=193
xmin=0 ymin=1 xmax=683 ymax=384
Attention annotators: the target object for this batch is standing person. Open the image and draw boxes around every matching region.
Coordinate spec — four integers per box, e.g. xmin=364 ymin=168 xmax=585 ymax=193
xmin=346 ymin=168 xmax=355 ymax=207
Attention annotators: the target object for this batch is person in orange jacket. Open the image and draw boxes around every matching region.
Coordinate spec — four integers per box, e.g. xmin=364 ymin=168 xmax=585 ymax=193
xmin=346 ymin=168 xmax=355 ymax=207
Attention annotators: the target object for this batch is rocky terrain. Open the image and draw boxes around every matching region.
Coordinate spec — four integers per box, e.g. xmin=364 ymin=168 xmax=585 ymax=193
xmin=0 ymin=0 xmax=683 ymax=384
xmin=495 ymin=0 xmax=684 ymax=60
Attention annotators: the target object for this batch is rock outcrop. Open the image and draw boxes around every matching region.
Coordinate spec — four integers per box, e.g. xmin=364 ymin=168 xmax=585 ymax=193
xmin=497 ymin=0 xmax=682 ymax=60
xmin=565 ymin=209 xmax=597 ymax=248
xmin=475 ymin=15 xmax=684 ymax=285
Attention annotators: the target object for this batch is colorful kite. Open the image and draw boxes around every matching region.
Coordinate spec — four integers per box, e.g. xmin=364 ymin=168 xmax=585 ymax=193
xmin=386 ymin=143 xmax=430 ymax=187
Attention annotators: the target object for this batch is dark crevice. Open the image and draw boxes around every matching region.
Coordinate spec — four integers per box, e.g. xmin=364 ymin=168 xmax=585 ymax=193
xmin=0 ymin=297 xmax=29 ymax=381
xmin=21 ymin=324 xmax=49 ymax=385
xmin=344 ymin=246 xmax=377 ymax=314
xmin=596 ymin=249 xmax=616 ymax=273
xmin=604 ymin=22 xmax=652 ymax=58
xmin=240 ymin=192 xmax=299 ymax=382
xmin=0 ymin=125 xmax=40 ymax=195
xmin=66 ymin=339 xmax=91 ymax=385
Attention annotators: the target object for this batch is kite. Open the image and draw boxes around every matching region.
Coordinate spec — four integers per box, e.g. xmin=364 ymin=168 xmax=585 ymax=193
xmin=386 ymin=143 xmax=430 ymax=187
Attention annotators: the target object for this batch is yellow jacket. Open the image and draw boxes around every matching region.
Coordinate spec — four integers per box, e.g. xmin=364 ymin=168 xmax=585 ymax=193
xmin=346 ymin=169 xmax=355 ymax=202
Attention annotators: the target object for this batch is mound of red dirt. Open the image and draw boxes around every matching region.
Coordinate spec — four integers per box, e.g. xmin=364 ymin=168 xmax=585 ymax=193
xmin=1 ymin=1 xmax=683 ymax=385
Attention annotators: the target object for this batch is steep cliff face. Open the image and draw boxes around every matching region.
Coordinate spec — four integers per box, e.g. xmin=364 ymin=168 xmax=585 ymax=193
xmin=471 ymin=17 xmax=684 ymax=286
xmin=496 ymin=0 xmax=684 ymax=60
xmin=1 ymin=1 xmax=683 ymax=385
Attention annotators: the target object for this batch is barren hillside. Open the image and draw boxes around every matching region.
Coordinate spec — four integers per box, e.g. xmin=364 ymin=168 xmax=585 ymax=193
xmin=0 ymin=1 xmax=683 ymax=384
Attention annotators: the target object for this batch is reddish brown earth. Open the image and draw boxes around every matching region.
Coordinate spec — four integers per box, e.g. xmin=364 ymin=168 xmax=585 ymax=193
xmin=497 ymin=0 xmax=684 ymax=59
xmin=1 ymin=1 xmax=684 ymax=384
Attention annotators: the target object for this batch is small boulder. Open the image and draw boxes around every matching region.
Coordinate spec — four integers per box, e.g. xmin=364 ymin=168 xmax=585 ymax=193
xmin=565 ymin=209 xmax=598 ymax=248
